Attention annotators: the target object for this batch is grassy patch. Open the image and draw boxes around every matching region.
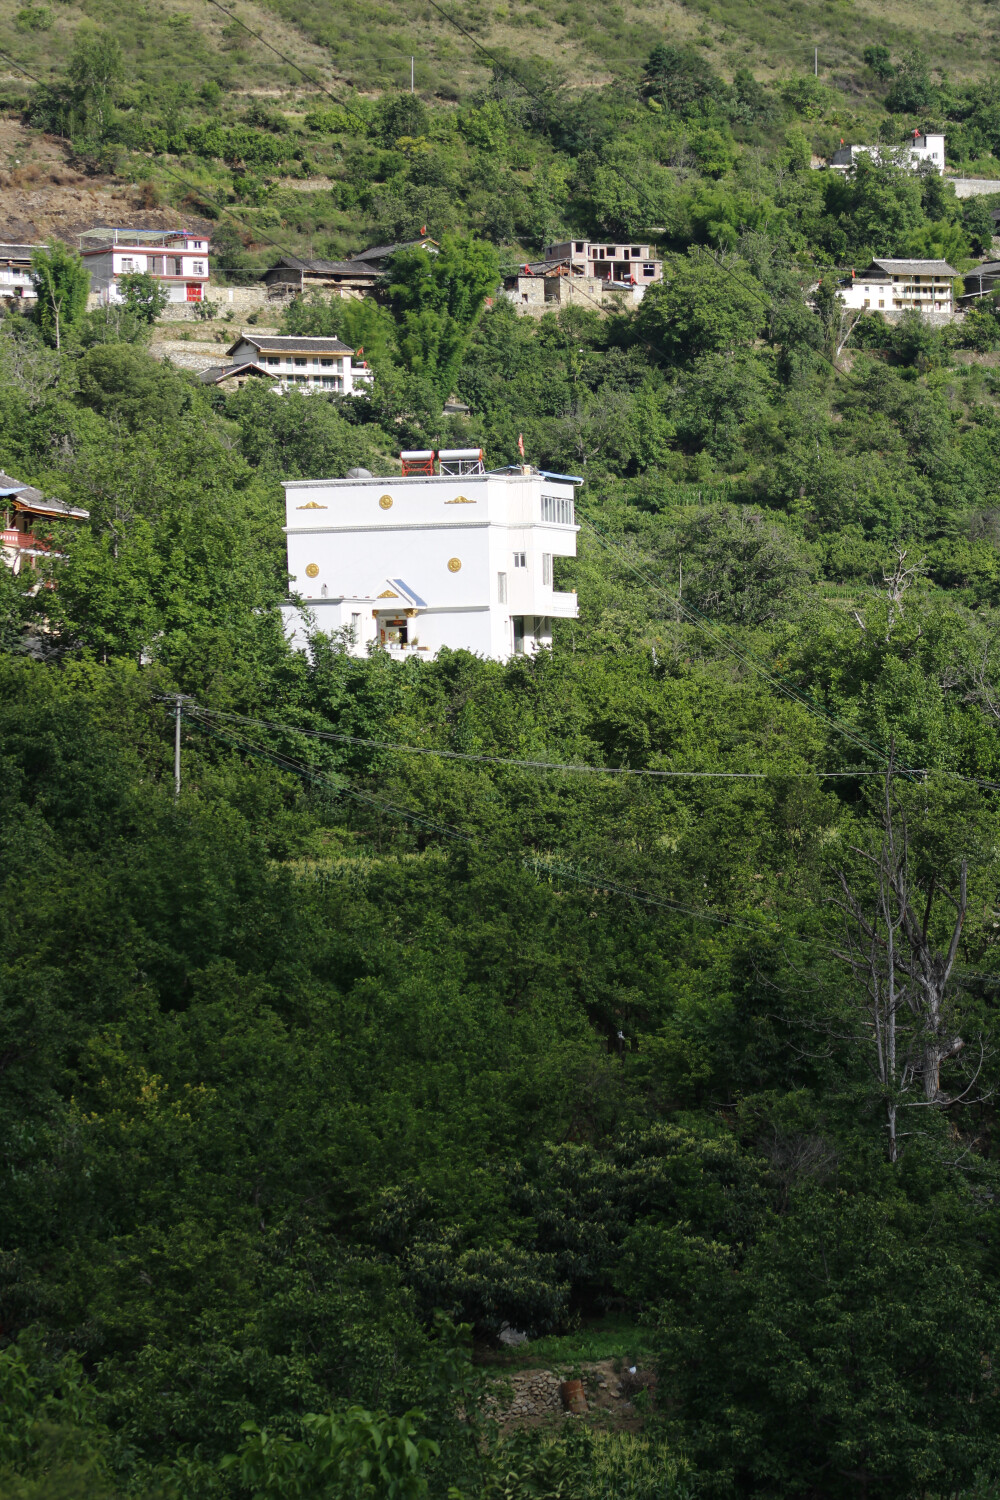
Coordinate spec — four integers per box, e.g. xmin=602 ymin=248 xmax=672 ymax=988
xmin=483 ymin=1316 xmax=658 ymax=1369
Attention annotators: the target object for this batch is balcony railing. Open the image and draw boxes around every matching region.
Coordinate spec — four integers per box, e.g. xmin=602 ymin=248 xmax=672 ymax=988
xmin=2 ymin=528 xmax=49 ymax=552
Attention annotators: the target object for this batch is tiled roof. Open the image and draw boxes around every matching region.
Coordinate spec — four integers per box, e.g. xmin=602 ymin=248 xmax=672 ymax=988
xmin=0 ymin=244 xmax=40 ymax=258
xmin=350 ymin=238 xmax=438 ymax=263
xmin=229 ymin=335 xmax=354 ymax=355
xmin=272 ymin=256 xmax=380 ymax=277
xmin=198 ymin=362 xmax=279 ymax=384
xmin=871 ymin=258 xmax=958 ymax=276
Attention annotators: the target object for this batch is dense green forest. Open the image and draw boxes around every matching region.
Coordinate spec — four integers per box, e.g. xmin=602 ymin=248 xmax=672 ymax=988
xmin=6 ymin=8 xmax=1000 ymax=1498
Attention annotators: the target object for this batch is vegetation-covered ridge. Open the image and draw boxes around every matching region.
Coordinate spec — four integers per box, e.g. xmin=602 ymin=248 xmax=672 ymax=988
xmin=5 ymin=2 xmax=1000 ymax=1497
xmin=2 ymin=12 xmax=1000 ymax=268
xmin=5 ymin=183 xmax=1000 ymax=1495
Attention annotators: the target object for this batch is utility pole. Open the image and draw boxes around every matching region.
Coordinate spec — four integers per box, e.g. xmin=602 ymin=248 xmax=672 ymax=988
xmin=814 ymin=46 xmax=818 ymax=76
xmin=173 ymin=695 xmax=185 ymax=801
xmin=411 ymin=56 xmax=415 ymax=93
xmin=173 ymin=696 xmax=182 ymax=804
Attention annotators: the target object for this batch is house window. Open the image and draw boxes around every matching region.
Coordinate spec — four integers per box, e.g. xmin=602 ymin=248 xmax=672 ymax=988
xmin=643 ymin=264 xmax=655 ymax=275
xmin=513 ymin=617 xmax=525 ymax=653
xmin=149 ymin=256 xmax=164 ymax=275
xmin=172 ymin=258 xmax=183 ymax=276
xmin=542 ymin=553 xmax=552 ymax=586
xmin=879 ymin=300 xmax=885 ymax=308
xmin=294 ymin=357 xmax=306 ymax=367
xmin=120 ymin=257 xmax=135 ymax=272
xmin=864 ymin=299 xmax=870 ymax=307
xmin=497 ymin=571 xmax=507 ymax=603
xmin=266 ymin=356 xmax=281 ymax=366
xmin=541 ymin=494 xmax=574 ymax=524
xmin=513 ymin=551 xmax=526 ymax=568
xmin=320 ymin=357 xmax=334 ymax=367
xmin=192 ymin=261 xmax=205 ymax=276
xmin=631 ymin=247 xmax=641 ymax=256
xmin=321 ymin=376 xmax=342 ymax=390
xmin=574 ymin=241 xmax=583 ymax=252
xmin=351 ymin=612 xmax=361 ymax=638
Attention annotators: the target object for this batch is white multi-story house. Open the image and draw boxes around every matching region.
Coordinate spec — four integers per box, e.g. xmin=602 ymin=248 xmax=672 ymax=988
xmin=829 ymin=131 xmax=945 ymax=173
xmin=225 ymin=335 xmax=374 ymax=394
xmin=838 ymin=258 xmax=958 ymax=317
xmin=0 ymin=243 xmax=40 ymax=299
xmin=281 ymin=450 xmax=580 ymax=660
xmin=79 ymin=227 xmax=210 ymax=304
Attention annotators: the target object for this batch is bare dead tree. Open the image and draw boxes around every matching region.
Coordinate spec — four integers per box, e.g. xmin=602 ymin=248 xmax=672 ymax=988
xmin=831 ymin=754 xmax=972 ymax=1163
xmin=851 ymin=546 xmax=927 ymax=641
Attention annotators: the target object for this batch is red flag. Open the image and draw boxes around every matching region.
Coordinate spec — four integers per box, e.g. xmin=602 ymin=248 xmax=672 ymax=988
xmin=852 ymin=269 xmax=855 ymax=277
xmin=421 ymin=224 xmax=427 ymax=234
xmin=357 ymin=346 xmax=364 ymax=355
xmin=517 ymin=433 xmax=525 ymax=459
xmin=840 ymin=137 xmax=844 ymax=145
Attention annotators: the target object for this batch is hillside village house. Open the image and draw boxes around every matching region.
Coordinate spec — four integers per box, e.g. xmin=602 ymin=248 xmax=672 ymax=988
xmin=0 ymin=243 xmax=39 ymax=299
xmin=262 ymin=256 xmax=382 ymax=299
xmin=830 ymin=131 xmax=945 ymax=173
xmin=79 ymin=227 xmax=210 ymax=304
xmin=262 ymin=237 xmax=439 ymax=300
xmin=225 ymin=335 xmax=374 ymax=394
xmin=542 ymin=240 xmax=663 ymax=284
xmin=958 ymin=260 xmax=1000 ymax=305
xmin=502 ymin=239 xmax=663 ymax=315
xmin=0 ymin=470 xmax=88 ymax=575
xmin=281 ymin=449 xmax=580 ymax=660
xmin=838 ymin=258 xmax=958 ymax=318
xmin=197 ymin=361 xmax=279 ymax=390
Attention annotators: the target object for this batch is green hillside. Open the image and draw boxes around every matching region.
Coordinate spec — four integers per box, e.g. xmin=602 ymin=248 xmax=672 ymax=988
xmin=2 ymin=0 xmax=999 ymax=99
xmin=7 ymin=2 xmax=1000 ymax=1498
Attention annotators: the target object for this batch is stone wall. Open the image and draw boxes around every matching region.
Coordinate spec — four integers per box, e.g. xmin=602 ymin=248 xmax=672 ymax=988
xmin=948 ymin=177 xmax=1000 ymax=199
xmin=149 ymin=340 xmax=227 ymax=371
xmin=157 ymin=282 xmax=272 ymax=322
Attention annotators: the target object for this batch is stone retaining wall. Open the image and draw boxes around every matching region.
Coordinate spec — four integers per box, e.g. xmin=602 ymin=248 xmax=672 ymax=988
xmin=948 ymin=177 xmax=1000 ymax=199
xmin=149 ymin=340 xmax=226 ymax=371
xmin=157 ymin=282 xmax=272 ymax=321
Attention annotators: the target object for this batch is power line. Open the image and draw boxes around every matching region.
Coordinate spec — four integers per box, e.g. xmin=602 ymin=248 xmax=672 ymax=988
xmin=182 ymin=707 xmax=779 ymax=930
xmin=0 ymin=40 xmax=341 ymax=279
xmin=575 ymin=510 xmax=899 ymax=769
xmin=181 ymin=701 xmax=898 ymax=780
xmin=202 ymin=0 xmax=370 ymax=133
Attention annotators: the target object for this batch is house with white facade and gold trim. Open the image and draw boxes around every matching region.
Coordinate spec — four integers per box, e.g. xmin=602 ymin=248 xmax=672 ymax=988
xmin=281 ymin=450 xmax=580 ymax=660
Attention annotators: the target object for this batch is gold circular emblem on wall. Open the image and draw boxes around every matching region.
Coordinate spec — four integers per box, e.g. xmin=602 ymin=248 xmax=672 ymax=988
xmin=379 ymin=494 xmax=393 ymax=509
xmin=447 ymin=557 xmax=462 ymax=572
xmin=305 ymin=563 xmax=319 ymax=578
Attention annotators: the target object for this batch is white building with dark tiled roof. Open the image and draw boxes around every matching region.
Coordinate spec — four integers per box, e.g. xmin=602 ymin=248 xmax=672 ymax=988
xmin=226 ymin=335 xmax=373 ymax=394
xmin=838 ymin=258 xmax=958 ymax=319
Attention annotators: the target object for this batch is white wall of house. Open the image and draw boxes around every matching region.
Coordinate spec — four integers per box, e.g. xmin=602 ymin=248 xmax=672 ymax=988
xmin=832 ymin=133 xmax=946 ymax=173
xmin=85 ymin=237 xmax=211 ymax=304
xmin=840 ymin=270 xmax=954 ymax=314
xmin=0 ymin=268 xmax=35 ymax=298
xmin=229 ymin=339 xmax=373 ymax=394
xmin=280 ymin=469 xmax=579 ymax=660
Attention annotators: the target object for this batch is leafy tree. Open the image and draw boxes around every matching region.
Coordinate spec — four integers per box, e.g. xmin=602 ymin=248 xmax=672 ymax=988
xmin=962 ymin=194 xmax=997 ymax=255
xmin=885 ymin=48 xmax=934 ymax=113
xmin=636 ymin=251 xmax=766 ymax=364
xmin=224 ymin=1407 xmax=439 ymax=1499
xmin=388 ymin=235 xmax=500 ymax=404
xmin=66 ymin=29 xmax=124 ymax=138
xmin=863 ymin=44 xmax=895 ymax=81
xmin=658 ymin=1188 xmax=1000 ymax=1499
xmin=643 ymin=45 xmax=723 ymax=115
xmin=29 ymin=241 xmax=90 ymax=349
xmin=117 ymin=271 xmax=169 ymax=325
